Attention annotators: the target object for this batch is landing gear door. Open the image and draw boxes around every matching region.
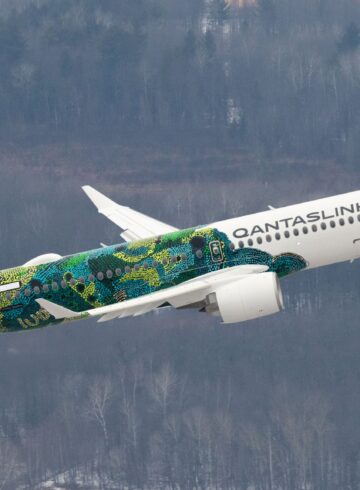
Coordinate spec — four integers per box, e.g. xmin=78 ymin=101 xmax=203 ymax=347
xmin=210 ymin=241 xmax=224 ymax=263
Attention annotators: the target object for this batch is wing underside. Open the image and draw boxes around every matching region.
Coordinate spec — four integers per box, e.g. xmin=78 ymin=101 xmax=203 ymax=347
xmin=36 ymin=265 xmax=269 ymax=323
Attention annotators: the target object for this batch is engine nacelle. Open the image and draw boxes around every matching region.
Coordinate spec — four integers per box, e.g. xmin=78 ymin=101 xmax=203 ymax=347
xmin=207 ymin=272 xmax=284 ymax=324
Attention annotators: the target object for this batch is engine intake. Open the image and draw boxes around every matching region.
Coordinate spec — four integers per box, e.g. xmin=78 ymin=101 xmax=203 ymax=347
xmin=207 ymin=272 xmax=284 ymax=324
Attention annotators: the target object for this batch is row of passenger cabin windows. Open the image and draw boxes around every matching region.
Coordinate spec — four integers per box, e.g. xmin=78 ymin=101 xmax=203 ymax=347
xmin=8 ymin=254 xmax=192 ymax=300
xmin=238 ymin=215 xmax=360 ymax=249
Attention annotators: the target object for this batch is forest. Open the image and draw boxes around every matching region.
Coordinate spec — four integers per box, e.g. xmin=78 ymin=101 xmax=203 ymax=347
xmin=0 ymin=0 xmax=359 ymax=488
xmin=0 ymin=0 xmax=360 ymax=163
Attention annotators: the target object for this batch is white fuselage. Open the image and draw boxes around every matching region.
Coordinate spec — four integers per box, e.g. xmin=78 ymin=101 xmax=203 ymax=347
xmin=210 ymin=191 xmax=360 ymax=269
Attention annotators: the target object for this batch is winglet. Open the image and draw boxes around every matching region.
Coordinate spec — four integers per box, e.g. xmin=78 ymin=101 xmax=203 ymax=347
xmin=82 ymin=185 xmax=118 ymax=215
xmin=36 ymin=299 xmax=84 ymax=320
xmin=82 ymin=184 xmax=178 ymax=242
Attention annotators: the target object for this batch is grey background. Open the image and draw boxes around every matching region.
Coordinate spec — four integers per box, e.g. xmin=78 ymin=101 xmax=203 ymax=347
xmin=0 ymin=1 xmax=359 ymax=488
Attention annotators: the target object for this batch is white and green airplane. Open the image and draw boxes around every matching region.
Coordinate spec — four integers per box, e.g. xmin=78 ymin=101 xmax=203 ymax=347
xmin=0 ymin=187 xmax=359 ymax=332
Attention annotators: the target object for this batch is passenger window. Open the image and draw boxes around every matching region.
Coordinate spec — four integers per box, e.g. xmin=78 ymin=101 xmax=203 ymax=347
xmin=349 ymin=216 xmax=355 ymax=224
xmin=162 ymin=258 xmax=167 ymax=265
xmin=88 ymin=274 xmax=95 ymax=281
xmin=239 ymin=241 xmax=244 ymax=248
xmin=181 ymin=254 xmax=187 ymax=261
xmin=303 ymin=226 xmax=309 ymax=234
xmin=125 ymin=266 xmax=131 ymax=273
xmin=143 ymin=263 xmax=149 ymax=270
xmin=134 ymin=264 xmax=140 ymax=271
xmin=339 ymin=218 xmax=345 ymax=226
xmin=293 ymin=229 xmax=299 ymax=236
xmin=106 ymin=270 xmax=113 ymax=279
xmin=266 ymin=235 xmax=272 ymax=242
xmin=171 ymin=256 xmax=177 ymax=264
xmin=257 ymin=237 xmax=263 ymax=244
xmin=312 ymin=225 xmax=317 ymax=232
xmin=115 ymin=268 xmax=122 ymax=276
xmin=61 ymin=280 xmax=67 ymax=289
xmin=330 ymin=221 xmax=336 ymax=228
xmin=79 ymin=277 xmax=85 ymax=284
xmin=275 ymin=233 xmax=281 ymax=241
xmin=153 ymin=261 xmax=159 ymax=267
xmin=70 ymin=278 xmax=76 ymax=286
xmin=97 ymin=272 xmax=104 ymax=280
xmin=25 ymin=289 xmax=31 ymax=297
xmin=358 ymin=215 xmax=360 ymax=222
xmin=52 ymin=282 xmax=58 ymax=291
xmin=43 ymin=284 xmax=49 ymax=293
xmin=284 ymin=231 xmax=290 ymax=238
xmin=196 ymin=250 xmax=203 ymax=259
xmin=230 ymin=243 xmax=235 ymax=251
xmin=34 ymin=286 xmax=40 ymax=295
xmin=321 ymin=223 xmax=327 ymax=230
xmin=248 ymin=238 xmax=254 ymax=246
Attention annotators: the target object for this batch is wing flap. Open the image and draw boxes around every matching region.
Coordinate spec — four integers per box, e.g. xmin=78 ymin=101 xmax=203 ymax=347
xmin=98 ymin=300 xmax=165 ymax=323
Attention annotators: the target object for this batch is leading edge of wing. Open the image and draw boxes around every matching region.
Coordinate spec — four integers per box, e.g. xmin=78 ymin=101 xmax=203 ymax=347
xmin=82 ymin=185 xmax=178 ymax=241
xmin=36 ymin=264 xmax=269 ymax=323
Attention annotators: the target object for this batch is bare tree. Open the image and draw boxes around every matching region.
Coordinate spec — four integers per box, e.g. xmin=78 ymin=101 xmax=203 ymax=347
xmin=150 ymin=364 xmax=178 ymax=418
xmin=86 ymin=376 xmax=113 ymax=448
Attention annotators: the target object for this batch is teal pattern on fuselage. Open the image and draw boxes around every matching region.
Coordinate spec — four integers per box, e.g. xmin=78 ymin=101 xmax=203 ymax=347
xmin=0 ymin=228 xmax=306 ymax=332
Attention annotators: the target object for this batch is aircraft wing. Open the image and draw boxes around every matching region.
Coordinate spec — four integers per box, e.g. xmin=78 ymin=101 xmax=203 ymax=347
xmin=82 ymin=185 xmax=178 ymax=242
xmin=36 ymin=264 xmax=268 ymax=323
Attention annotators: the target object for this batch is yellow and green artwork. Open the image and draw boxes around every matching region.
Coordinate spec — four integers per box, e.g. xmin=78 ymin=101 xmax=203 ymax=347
xmin=0 ymin=227 xmax=306 ymax=332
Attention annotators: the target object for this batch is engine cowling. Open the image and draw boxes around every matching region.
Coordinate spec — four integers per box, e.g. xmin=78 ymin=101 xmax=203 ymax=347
xmin=207 ymin=272 xmax=284 ymax=324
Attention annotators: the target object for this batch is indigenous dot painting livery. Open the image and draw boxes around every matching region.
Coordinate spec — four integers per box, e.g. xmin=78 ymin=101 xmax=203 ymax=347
xmin=1 ymin=186 xmax=359 ymax=332
xmin=0 ymin=227 xmax=306 ymax=332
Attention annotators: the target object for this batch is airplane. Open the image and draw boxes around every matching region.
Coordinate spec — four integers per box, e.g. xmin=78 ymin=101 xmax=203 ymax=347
xmin=0 ymin=187 xmax=359 ymax=333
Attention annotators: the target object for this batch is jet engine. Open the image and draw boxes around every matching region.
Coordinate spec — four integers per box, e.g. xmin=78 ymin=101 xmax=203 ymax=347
xmin=206 ymin=272 xmax=284 ymax=324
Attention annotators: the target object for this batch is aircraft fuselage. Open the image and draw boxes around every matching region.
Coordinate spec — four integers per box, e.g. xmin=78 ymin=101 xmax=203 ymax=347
xmin=0 ymin=190 xmax=359 ymax=332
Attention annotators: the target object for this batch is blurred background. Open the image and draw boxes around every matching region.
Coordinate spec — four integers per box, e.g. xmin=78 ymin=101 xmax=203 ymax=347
xmin=0 ymin=0 xmax=359 ymax=488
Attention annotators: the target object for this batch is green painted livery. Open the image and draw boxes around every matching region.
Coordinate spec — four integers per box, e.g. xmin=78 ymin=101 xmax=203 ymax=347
xmin=0 ymin=227 xmax=306 ymax=332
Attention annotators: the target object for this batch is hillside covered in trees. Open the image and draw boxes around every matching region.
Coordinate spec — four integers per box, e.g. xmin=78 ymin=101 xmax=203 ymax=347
xmin=0 ymin=0 xmax=359 ymax=489
xmin=0 ymin=0 xmax=360 ymax=165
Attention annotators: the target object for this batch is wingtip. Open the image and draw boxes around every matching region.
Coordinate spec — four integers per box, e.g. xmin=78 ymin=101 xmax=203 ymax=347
xmin=82 ymin=185 xmax=116 ymax=210
xmin=82 ymin=185 xmax=93 ymax=195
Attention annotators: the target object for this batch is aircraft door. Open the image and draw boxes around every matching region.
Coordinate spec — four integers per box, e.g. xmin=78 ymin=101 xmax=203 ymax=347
xmin=209 ymin=240 xmax=224 ymax=263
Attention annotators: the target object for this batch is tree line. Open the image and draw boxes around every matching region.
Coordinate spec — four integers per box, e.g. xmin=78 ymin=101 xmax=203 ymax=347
xmin=0 ymin=0 xmax=360 ymax=165
xmin=0 ymin=300 xmax=359 ymax=490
